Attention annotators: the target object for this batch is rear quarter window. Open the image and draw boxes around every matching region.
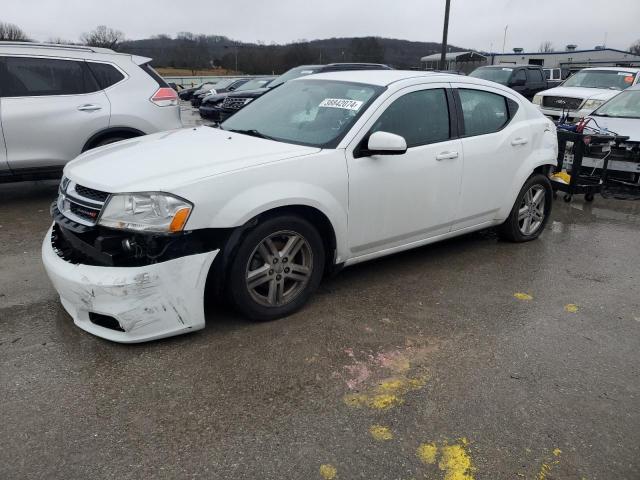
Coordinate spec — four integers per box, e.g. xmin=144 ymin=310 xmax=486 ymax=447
xmin=140 ymin=63 xmax=169 ymax=88
xmin=87 ymin=62 xmax=125 ymax=89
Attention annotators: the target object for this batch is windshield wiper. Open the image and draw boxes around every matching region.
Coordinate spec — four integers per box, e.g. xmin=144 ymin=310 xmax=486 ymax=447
xmin=227 ymin=128 xmax=276 ymax=140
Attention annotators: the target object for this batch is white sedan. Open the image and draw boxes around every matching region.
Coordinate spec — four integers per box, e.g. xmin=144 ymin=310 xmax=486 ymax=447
xmin=43 ymin=70 xmax=558 ymax=342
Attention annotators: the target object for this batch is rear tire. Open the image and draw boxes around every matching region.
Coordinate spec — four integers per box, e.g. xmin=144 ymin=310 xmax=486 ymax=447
xmin=498 ymin=173 xmax=553 ymax=242
xmin=228 ymin=215 xmax=325 ymax=321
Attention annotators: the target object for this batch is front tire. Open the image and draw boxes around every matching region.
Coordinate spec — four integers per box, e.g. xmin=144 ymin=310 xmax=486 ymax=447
xmin=498 ymin=173 xmax=552 ymax=242
xmin=228 ymin=215 xmax=325 ymax=321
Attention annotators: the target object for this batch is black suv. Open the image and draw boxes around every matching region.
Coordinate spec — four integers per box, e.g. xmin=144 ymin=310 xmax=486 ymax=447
xmin=469 ymin=65 xmax=548 ymax=99
xmin=207 ymin=63 xmax=393 ymax=123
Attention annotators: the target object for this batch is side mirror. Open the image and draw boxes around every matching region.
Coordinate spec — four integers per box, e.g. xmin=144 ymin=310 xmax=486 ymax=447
xmin=510 ymin=78 xmax=526 ymax=87
xmin=229 ymin=86 xmax=236 ymax=91
xmin=365 ymin=131 xmax=408 ymax=156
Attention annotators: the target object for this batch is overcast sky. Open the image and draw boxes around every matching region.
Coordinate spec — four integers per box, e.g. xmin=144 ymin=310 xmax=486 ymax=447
xmin=4 ymin=0 xmax=639 ymax=52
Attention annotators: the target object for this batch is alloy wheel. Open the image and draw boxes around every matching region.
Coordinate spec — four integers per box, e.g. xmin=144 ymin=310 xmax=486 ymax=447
xmin=518 ymin=185 xmax=546 ymax=235
xmin=245 ymin=230 xmax=314 ymax=307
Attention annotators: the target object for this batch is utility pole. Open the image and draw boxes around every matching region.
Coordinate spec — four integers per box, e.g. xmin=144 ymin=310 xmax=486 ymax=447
xmin=439 ymin=0 xmax=451 ymax=70
xmin=502 ymin=25 xmax=508 ymax=54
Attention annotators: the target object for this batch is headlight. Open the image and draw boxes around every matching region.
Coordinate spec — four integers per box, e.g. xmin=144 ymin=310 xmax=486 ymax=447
xmin=532 ymin=95 xmax=543 ymax=106
xmin=99 ymin=192 xmax=192 ymax=233
xmin=582 ymin=99 xmax=604 ymax=111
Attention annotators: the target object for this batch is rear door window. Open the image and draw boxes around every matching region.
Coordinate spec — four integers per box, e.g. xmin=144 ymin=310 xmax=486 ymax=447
xmin=370 ymin=88 xmax=451 ymax=147
xmin=458 ymin=89 xmax=513 ymax=136
xmin=87 ymin=62 xmax=124 ymax=89
xmin=1 ymin=56 xmax=99 ymax=97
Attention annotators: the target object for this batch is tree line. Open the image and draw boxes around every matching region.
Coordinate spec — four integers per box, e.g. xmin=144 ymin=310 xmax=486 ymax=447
xmin=4 ymin=21 xmax=640 ymax=74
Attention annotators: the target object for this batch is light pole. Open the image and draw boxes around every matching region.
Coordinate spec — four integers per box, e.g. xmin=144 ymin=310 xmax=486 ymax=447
xmin=439 ymin=0 xmax=451 ymax=70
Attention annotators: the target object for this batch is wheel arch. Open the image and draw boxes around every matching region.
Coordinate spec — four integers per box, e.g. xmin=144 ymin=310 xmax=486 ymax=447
xmin=205 ymin=204 xmax=341 ymax=302
xmin=497 ymin=161 xmax=556 ymax=221
xmin=82 ymin=127 xmax=146 ymax=152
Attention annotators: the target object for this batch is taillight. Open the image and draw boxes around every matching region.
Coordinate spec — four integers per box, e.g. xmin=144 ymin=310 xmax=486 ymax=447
xmin=151 ymin=87 xmax=178 ymax=107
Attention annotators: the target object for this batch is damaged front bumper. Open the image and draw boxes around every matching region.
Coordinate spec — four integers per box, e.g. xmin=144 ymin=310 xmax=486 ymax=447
xmin=42 ymin=225 xmax=218 ymax=343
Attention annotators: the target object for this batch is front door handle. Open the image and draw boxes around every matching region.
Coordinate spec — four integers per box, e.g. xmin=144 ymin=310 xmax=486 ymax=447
xmin=435 ymin=151 xmax=459 ymax=161
xmin=77 ymin=104 xmax=102 ymax=112
xmin=511 ymin=137 xmax=529 ymax=146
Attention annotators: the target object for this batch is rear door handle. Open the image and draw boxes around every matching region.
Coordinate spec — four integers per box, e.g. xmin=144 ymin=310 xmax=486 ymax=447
xmin=77 ymin=104 xmax=102 ymax=112
xmin=435 ymin=151 xmax=459 ymax=161
xmin=511 ymin=137 xmax=528 ymax=146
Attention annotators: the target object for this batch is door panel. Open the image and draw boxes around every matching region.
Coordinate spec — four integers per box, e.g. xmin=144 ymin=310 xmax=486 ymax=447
xmin=2 ymin=92 xmax=110 ymax=169
xmin=451 ymin=84 xmax=533 ymax=230
xmin=346 ymin=84 xmax=463 ymax=256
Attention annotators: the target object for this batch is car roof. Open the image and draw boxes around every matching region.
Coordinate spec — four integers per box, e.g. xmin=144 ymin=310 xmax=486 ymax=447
xmin=579 ymin=67 xmax=640 ymax=73
xmin=0 ymin=41 xmax=150 ymax=64
xmin=294 ymin=69 xmax=455 ymax=86
xmin=480 ymin=64 xmax=537 ymax=68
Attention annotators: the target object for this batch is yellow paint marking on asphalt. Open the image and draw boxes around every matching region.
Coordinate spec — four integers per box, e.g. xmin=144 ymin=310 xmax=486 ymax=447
xmin=439 ymin=441 xmax=475 ymax=480
xmin=514 ymin=292 xmax=533 ymax=301
xmin=564 ymin=304 xmax=579 ymax=313
xmin=537 ymin=448 xmax=562 ymax=480
xmin=369 ymin=425 xmax=394 ymax=441
xmin=417 ymin=439 xmax=475 ymax=480
xmin=416 ymin=442 xmax=438 ymax=464
xmin=319 ymin=464 xmax=337 ymax=479
xmin=343 ymin=375 xmax=427 ymax=410
xmin=370 ymin=393 xmax=402 ymax=410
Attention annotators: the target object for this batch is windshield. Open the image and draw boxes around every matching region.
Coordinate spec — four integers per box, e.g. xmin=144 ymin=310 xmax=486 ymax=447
xmin=593 ymin=89 xmax=640 ymax=119
xmin=469 ymin=67 xmax=513 ymax=85
xmin=236 ymin=78 xmax=273 ymax=91
xmin=269 ymin=66 xmax=321 ymax=88
xmin=221 ymin=79 xmax=383 ymax=148
xmin=562 ymin=70 xmax=637 ymax=90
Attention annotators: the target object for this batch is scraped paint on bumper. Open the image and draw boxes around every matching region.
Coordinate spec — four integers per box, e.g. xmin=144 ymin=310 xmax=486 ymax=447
xmin=42 ymin=226 xmax=218 ymax=343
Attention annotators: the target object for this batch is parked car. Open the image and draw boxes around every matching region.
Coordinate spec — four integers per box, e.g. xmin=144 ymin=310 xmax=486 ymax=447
xmin=469 ymin=65 xmax=548 ymax=99
xmin=43 ymin=70 xmax=557 ymax=342
xmin=533 ymin=67 xmax=640 ymax=121
xmin=543 ymin=67 xmax=570 ymax=87
xmin=209 ymin=63 xmax=393 ymax=123
xmin=0 ymin=42 xmax=181 ymax=182
xmin=199 ymin=77 xmax=275 ymax=120
xmin=178 ymin=82 xmax=216 ymax=101
xmin=565 ymin=84 xmax=640 ymax=181
xmin=167 ymin=82 xmax=183 ymax=92
xmin=190 ymin=78 xmax=250 ymax=107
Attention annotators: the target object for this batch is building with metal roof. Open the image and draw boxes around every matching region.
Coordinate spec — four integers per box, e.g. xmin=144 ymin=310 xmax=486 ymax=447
xmin=420 ymin=47 xmax=640 ymax=74
xmin=486 ymin=47 xmax=640 ymax=70
xmin=420 ymin=51 xmax=487 ymax=73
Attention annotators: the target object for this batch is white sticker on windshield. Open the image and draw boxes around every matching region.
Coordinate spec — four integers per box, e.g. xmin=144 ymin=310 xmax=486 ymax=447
xmin=319 ymin=98 xmax=364 ymax=111
xmin=300 ymin=70 xmax=314 ymax=74
xmin=617 ymin=72 xmax=633 ymax=75
xmin=502 ymin=68 xmax=513 ymax=71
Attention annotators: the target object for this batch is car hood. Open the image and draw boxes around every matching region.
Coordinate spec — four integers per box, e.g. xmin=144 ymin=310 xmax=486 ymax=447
xmin=540 ymin=86 xmax=621 ymax=101
xmin=588 ymin=115 xmax=640 ymax=142
xmin=64 ymin=127 xmax=320 ymax=193
xmin=226 ymin=87 xmax=270 ymax=98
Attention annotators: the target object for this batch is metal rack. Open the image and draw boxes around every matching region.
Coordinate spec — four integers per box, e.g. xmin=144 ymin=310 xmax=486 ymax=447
xmin=552 ymin=129 xmax=628 ymax=202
